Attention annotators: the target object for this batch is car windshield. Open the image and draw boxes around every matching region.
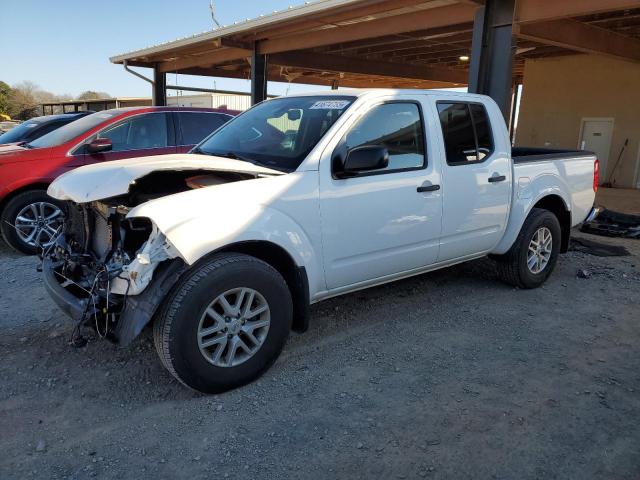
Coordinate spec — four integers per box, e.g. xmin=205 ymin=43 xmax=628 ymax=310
xmin=0 ymin=119 xmax=44 ymax=144
xmin=194 ymin=95 xmax=356 ymax=171
xmin=27 ymin=111 xmax=118 ymax=148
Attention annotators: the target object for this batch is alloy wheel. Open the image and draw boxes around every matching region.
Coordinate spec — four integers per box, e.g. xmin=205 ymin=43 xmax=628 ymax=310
xmin=527 ymin=226 xmax=552 ymax=274
xmin=14 ymin=201 xmax=64 ymax=249
xmin=197 ymin=287 xmax=271 ymax=367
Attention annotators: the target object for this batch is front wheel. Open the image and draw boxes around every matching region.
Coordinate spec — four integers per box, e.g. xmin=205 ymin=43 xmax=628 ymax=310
xmin=494 ymin=208 xmax=561 ymax=289
xmin=0 ymin=190 xmax=65 ymax=255
xmin=153 ymin=253 xmax=293 ymax=393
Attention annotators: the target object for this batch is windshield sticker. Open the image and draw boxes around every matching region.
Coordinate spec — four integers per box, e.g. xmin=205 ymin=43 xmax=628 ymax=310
xmin=24 ymin=123 xmax=38 ymax=128
xmin=310 ymin=100 xmax=351 ymax=110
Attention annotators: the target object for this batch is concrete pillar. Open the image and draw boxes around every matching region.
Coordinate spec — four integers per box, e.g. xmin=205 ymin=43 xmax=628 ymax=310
xmin=251 ymin=44 xmax=268 ymax=105
xmin=153 ymin=67 xmax=167 ymax=106
xmin=468 ymin=0 xmax=517 ymax=121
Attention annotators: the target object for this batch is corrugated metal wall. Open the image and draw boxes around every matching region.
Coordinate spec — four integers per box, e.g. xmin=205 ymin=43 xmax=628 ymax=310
xmin=167 ymin=94 xmax=251 ymax=111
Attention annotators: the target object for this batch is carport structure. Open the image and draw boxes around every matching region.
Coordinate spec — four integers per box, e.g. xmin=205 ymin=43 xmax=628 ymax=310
xmin=110 ymin=0 xmax=640 ymax=122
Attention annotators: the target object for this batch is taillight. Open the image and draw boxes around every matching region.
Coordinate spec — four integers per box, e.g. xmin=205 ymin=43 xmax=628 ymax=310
xmin=593 ymin=159 xmax=599 ymax=192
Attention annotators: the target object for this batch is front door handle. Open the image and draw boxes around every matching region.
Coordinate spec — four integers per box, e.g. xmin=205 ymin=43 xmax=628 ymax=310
xmin=488 ymin=175 xmax=506 ymax=183
xmin=417 ymin=184 xmax=440 ymax=192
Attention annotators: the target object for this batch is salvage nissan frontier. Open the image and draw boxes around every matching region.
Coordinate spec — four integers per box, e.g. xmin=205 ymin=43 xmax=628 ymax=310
xmin=42 ymin=90 xmax=599 ymax=393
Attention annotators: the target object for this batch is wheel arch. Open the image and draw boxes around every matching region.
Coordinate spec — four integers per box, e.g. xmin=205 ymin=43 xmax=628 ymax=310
xmin=214 ymin=240 xmax=310 ymax=333
xmin=530 ymin=195 xmax=571 ymax=253
xmin=493 ymin=187 xmax=572 ymax=255
xmin=0 ymin=182 xmax=51 ymax=215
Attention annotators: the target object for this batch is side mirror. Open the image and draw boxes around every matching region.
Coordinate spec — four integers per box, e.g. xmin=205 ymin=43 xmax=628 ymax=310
xmin=87 ymin=138 xmax=112 ymax=154
xmin=337 ymin=145 xmax=389 ymax=178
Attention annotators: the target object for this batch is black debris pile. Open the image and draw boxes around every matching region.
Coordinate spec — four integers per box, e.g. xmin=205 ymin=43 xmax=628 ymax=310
xmin=569 ymin=237 xmax=630 ymax=257
xmin=581 ymin=209 xmax=640 ymax=239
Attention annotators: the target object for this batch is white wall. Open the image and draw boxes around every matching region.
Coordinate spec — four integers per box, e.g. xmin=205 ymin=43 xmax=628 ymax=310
xmin=167 ymin=93 xmax=251 ymax=111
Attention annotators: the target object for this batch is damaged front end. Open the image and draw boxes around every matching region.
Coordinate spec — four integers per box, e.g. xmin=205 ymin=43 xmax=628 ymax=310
xmin=43 ymin=199 xmax=185 ymax=345
xmin=43 ymin=157 xmax=283 ymax=345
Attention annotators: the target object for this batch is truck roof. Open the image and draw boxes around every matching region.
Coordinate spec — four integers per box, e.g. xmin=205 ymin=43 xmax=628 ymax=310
xmin=277 ymin=88 xmax=490 ymax=102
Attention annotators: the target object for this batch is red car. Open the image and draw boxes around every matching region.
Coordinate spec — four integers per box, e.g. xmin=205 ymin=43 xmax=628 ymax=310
xmin=0 ymin=106 xmax=236 ymax=254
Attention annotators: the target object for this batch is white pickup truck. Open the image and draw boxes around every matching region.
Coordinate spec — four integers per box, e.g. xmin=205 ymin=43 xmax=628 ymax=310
xmin=43 ymin=90 xmax=598 ymax=393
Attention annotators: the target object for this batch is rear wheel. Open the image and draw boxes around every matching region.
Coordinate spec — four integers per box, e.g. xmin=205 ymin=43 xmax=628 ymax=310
xmin=154 ymin=253 xmax=292 ymax=393
xmin=0 ymin=190 xmax=65 ymax=255
xmin=494 ymin=208 xmax=561 ymax=289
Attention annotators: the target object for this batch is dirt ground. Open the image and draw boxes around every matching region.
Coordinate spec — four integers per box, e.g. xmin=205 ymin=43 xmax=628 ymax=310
xmin=0 ymin=231 xmax=639 ymax=480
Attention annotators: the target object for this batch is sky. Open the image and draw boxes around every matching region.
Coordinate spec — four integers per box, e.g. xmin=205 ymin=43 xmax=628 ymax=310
xmin=0 ymin=0 xmax=326 ymax=98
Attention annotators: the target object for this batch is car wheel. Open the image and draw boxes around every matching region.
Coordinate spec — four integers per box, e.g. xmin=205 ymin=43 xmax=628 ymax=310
xmin=494 ymin=208 xmax=562 ymax=289
xmin=153 ymin=253 xmax=293 ymax=393
xmin=0 ymin=190 xmax=65 ymax=255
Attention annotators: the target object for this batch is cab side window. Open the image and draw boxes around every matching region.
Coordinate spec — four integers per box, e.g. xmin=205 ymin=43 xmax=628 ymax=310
xmin=343 ymin=102 xmax=425 ymax=172
xmin=97 ymin=113 xmax=169 ymax=152
xmin=437 ymin=102 xmax=494 ymax=165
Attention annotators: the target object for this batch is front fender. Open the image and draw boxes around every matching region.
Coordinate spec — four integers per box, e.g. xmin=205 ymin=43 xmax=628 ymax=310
xmin=127 ymin=190 xmax=323 ymax=296
xmin=492 ymin=173 xmax=571 ymax=255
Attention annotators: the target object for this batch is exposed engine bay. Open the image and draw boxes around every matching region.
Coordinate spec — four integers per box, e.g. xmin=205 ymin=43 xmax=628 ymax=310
xmin=43 ymin=169 xmax=262 ymax=344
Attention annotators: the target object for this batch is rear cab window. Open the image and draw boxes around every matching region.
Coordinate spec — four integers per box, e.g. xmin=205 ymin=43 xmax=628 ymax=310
xmin=436 ymin=101 xmax=494 ymax=165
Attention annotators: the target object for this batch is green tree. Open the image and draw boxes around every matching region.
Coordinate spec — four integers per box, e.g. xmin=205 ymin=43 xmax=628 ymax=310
xmin=7 ymin=81 xmax=40 ymax=119
xmin=77 ymin=90 xmax=111 ymax=101
xmin=0 ymin=81 xmax=12 ymax=116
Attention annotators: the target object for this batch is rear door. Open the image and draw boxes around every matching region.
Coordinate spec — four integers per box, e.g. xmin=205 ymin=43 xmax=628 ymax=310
xmin=435 ymin=100 xmax=511 ymax=260
xmin=84 ymin=112 xmax=176 ymax=163
xmin=175 ymin=111 xmax=233 ymax=152
xmin=319 ymin=97 xmax=443 ymax=290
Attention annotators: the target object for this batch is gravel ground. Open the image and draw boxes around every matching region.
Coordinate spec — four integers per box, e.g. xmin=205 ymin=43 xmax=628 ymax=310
xmin=0 ymin=231 xmax=639 ymax=480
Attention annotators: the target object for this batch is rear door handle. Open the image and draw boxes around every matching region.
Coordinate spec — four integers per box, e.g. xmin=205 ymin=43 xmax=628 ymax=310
xmin=417 ymin=184 xmax=440 ymax=192
xmin=488 ymin=175 xmax=506 ymax=183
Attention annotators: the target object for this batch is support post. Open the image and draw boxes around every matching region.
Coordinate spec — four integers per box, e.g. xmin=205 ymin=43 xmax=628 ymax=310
xmin=468 ymin=0 xmax=516 ymax=121
xmin=251 ymin=43 xmax=268 ymax=105
xmin=153 ymin=66 xmax=167 ymax=106
xmin=509 ymin=83 xmax=521 ymax=144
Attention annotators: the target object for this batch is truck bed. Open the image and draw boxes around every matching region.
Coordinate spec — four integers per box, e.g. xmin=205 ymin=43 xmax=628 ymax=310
xmin=512 ymin=147 xmax=594 ymax=163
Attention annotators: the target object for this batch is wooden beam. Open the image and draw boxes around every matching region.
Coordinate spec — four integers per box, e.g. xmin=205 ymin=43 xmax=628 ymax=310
xmin=157 ymin=47 xmax=251 ymax=73
xmin=177 ymin=64 xmax=455 ymax=89
xmin=143 ymin=40 xmax=225 ymax=62
xmin=517 ymin=0 xmax=640 ymax=24
xmin=322 ymin=23 xmax=474 ymax=54
xmin=517 ymin=19 xmax=640 ymax=63
xmin=340 ymin=32 xmax=473 ymax=57
xmin=270 ymin=51 xmax=467 ymax=84
xmin=178 ymin=67 xmax=248 ymax=79
xmin=252 ymin=0 xmax=438 ymax=40
xmin=258 ymin=3 xmax=477 ymax=55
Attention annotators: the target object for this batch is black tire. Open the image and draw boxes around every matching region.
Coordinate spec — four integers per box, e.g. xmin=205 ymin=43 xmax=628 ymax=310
xmin=494 ymin=208 xmax=562 ymax=289
xmin=153 ymin=253 xmax=293 ymax=393
xmin=0 ymin=189 xmax=65 ymax=255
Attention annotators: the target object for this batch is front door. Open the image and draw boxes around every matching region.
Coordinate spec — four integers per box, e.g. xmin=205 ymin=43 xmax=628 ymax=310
xmin=435 ymin=101 xmax=511 ymax=261
xmin=319 ymin=99 xmax=443 ymax=290
xmin=84 ymin=112 xmax=176 ymax=164
xmin=579 ymin=118 xmax=614 ymax=183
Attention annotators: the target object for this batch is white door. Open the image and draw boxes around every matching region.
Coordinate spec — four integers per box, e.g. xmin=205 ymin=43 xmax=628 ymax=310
xmin=435 ymin=101 xmax=511 ymax=261
xmin=319 ymin=100 xmax=443 ymax=290
xmin=579 ymin=118 xmax=614 ymax=183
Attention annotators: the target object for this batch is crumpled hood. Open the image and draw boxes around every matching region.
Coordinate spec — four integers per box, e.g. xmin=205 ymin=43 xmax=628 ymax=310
xmin=47 ymin=153 xmax=282 ymax=203
xmin=126 ymin=171 xmax=310 ymax=265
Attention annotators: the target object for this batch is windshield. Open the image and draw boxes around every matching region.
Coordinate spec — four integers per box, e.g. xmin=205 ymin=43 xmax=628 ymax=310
xmin=0 ymin=119 xmax=44 ymax=144
xmin=195 ymin=95 xmax=355 ymax=171
xmin=28 ymin=111 xmax=118 ymax=148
